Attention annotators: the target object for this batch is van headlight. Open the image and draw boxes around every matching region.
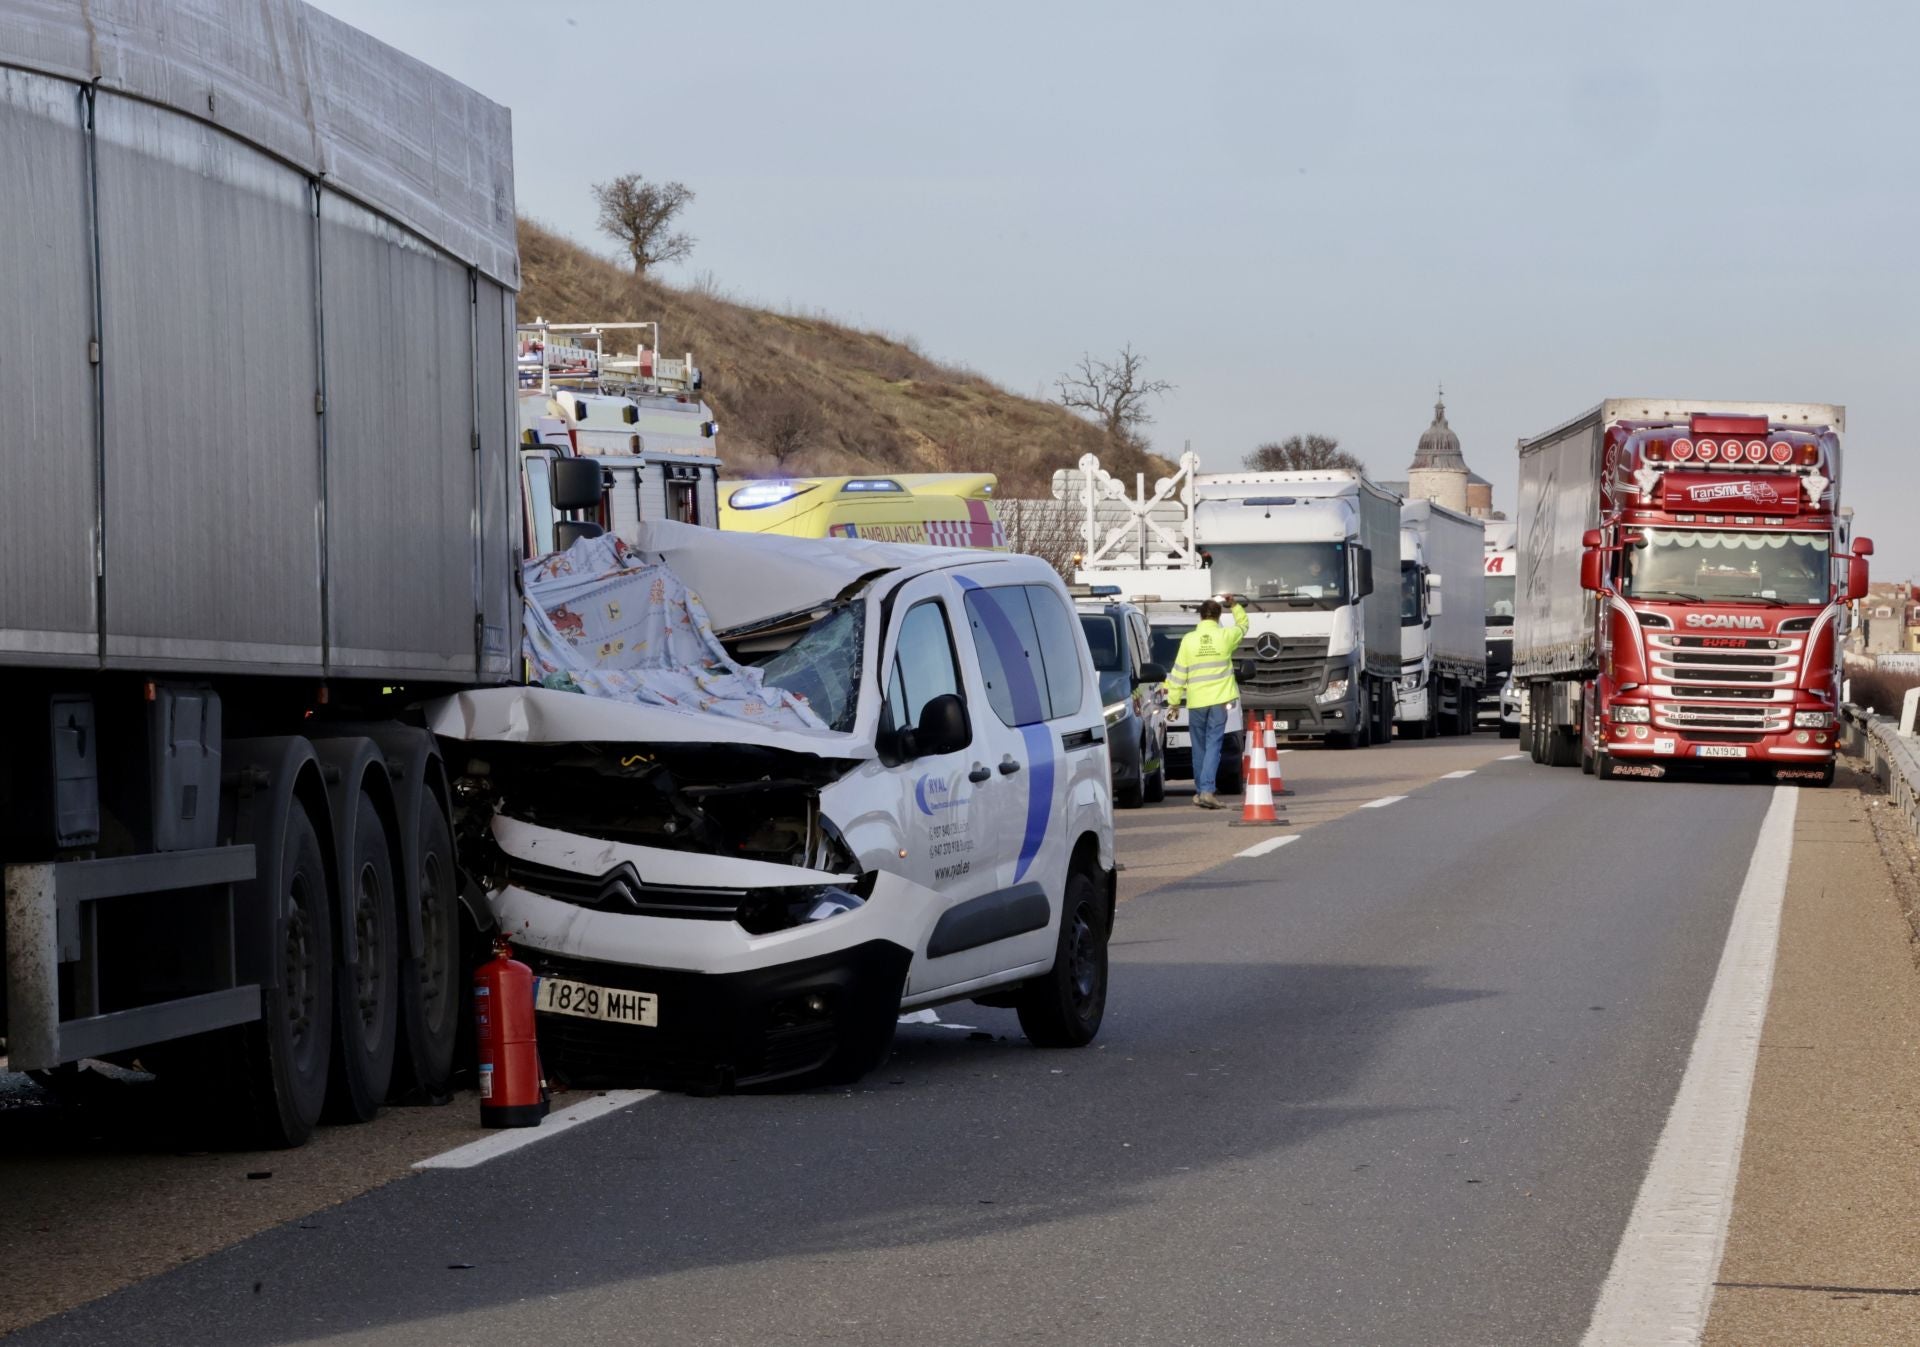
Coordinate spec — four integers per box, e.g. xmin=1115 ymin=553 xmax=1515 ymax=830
xmin=1610 ymin=704 xmax=1651 ymax=723
xmin=1793 ymin=710 xmax=1834 ymax=729
xmin=1316 ymin=677 xmax=1350 ymax=704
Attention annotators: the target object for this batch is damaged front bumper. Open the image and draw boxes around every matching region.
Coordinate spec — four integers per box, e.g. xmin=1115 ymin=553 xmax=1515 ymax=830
xmin=488 ymin=817 xmax=932 ymax=1089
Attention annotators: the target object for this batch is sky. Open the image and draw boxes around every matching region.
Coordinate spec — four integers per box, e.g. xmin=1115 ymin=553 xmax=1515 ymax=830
xmin=316 ymin=0 xmax=1919 ymax=578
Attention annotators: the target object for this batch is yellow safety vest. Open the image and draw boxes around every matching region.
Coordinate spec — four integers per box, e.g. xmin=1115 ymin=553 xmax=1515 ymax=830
xmin=1164 ymin=605 xmax=1247 ymax=709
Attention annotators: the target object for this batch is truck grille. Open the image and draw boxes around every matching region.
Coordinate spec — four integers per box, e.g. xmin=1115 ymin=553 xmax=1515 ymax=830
xmin=1235 ymin=637 xmax=1328 ymax=699
xmin=1645 ymin=633 xmax=1800 ymax=734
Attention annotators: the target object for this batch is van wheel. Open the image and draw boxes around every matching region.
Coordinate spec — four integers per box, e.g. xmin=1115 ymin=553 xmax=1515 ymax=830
xmin=1142 ymin=739 xmax=1166 ymax=804
xmin=1017 ymin=870 xmax=1109 ymax=1048
xmin=1116 ymin=759 xmax=1144 ymax=809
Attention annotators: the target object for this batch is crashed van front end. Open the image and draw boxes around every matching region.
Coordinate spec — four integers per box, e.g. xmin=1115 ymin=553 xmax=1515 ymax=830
xmin=438 ymin=703 xmax=924 ymax=1090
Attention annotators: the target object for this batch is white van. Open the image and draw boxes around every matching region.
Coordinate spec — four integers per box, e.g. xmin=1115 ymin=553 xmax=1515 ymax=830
xmin=429 ymin=522 xmax=1116 ymax=1090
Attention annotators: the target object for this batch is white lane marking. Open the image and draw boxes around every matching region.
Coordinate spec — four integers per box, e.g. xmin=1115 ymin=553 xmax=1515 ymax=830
xmin=1235 ymin=834 xmax=1299 ymax=859
xmin=1270 ymin=749 xmax=1295 ymax=756
xmin=1580 ymin=785 xmax=1799 ymax=1346
xmin=1359 ymin=795 xmax=1406 ymax=809
xmin=898 ymin=1009 xmax=941 ymax=1024
xmin=1439 ymin=769 xmax=1476 ymax=779
xmin=415 ymin=1090 xmax=655 ymax=1170
xmin=1499 ymin=754 xmax=1525 ymax=761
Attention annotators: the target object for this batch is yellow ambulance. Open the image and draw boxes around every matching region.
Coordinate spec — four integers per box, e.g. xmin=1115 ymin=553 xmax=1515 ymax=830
xmin=719 ymin=473 xmax=1007 ymax=548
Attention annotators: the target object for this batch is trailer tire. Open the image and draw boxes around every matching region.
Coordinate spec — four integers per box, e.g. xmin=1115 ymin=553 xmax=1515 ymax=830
xmin=228 ymin=804 xmax=335 ymax=1148
xmin=394 ymin=800 xmax=460 ymax=1102
xmin=1017 ymin=868 xmax=1109 ymax=1048
xmin=325 ymin=793 xmax=400 ymax=1123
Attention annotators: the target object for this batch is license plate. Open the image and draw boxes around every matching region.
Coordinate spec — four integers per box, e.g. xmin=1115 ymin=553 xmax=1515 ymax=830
xmin=1273 ymin=720 xmax=1289 ymax=731
xmin=1695 ymin=745 xmax=1749 ymax=759
xmin=535 ymin=976 xmax=658 ymax=1027
xmin=1654 ymin=737 xmax=1676 ymax=754
xmin=1167 ymin=731 xmax=1189 ymax=748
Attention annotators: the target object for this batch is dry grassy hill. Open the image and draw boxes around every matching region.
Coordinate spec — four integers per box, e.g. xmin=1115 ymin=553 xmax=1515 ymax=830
xmin=517 ymin=220 xmax=1170 ymax=495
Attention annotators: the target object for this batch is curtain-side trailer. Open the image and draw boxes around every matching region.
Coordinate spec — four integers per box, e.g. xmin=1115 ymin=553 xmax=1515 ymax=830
xmin=1 ymin=0 xmax=522 ymax=1145
xmin=1395 ymin=499 xmax=1487 ymax=737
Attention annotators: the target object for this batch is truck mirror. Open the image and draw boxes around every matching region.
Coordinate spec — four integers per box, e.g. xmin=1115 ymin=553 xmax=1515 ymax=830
xmin=1582 ymin=528 xmax=1603 ymax=550
xmin=1136 ymin=662 xmax=1168 ymax=686
xmin=1847 ymin=554 xmax=1871 ymax=602
xmin=1355 ymin=547 xmax=1374 ymax=598
xmin=1428 ymin=588 xmax=1444 ymax=616
xmin=1854 ymin=536 xmax=1874 ymax=558
xmin=1579 ymin=548 xmax=1604 ymax=593
xmin=550 ymin=456 xmax=607 ymax=511
xmin=910 ymin=693 xmax=971 ymax=758
xmin=1425 ymin=573 xmax=1443 ymax=589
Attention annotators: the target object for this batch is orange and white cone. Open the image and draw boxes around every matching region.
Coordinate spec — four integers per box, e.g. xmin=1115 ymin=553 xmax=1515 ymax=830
xmin=1230 ymin=723 xmax=1286 ymax=826
xmin=1264 ymin=713 xmax=1294 ymax=797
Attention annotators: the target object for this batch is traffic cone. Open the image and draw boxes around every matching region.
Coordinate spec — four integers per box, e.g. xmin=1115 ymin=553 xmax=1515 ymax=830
xmin=1230 ymin=723 xmax=1287 ymax=827
xmin=1264 ymin=713 xmax=1294 ymax=797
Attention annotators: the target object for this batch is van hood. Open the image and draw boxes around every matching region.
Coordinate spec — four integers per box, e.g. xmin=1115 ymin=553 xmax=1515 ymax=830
xmin=426 ymin=685 xmax=874 ymax=759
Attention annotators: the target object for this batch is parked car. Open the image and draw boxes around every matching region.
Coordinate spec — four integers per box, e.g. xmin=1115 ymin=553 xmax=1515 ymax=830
xmin=431 ymin=523 xmax=1118 ymax=1090
xmin=1075 ymin=596 xmax=1169 ymax=808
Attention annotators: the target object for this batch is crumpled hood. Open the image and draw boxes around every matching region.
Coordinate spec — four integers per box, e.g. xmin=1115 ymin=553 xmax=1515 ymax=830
xmin=425 ymin=685 xmax=874 ymax=758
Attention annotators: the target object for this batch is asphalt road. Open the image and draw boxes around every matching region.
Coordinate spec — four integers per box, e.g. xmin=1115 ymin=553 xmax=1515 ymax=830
xmin=7 ymin=740 xmax=1783 ymax=1346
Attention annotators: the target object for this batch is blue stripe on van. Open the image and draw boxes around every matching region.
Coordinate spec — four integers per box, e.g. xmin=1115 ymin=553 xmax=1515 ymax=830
xmin=956 ymin=576 xmax=1055 ymax=883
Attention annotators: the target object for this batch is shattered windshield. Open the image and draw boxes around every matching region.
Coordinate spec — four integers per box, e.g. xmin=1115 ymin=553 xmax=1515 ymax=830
xmin=754 ymin=604 xmax=865 ymax=732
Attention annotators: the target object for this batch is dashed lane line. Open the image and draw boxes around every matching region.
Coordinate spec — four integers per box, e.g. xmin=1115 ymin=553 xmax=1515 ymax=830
xmin=1579 ymin=785 xmax=1799 ymax=1346
xmin=1359 ymin=796 xmax=1406 ymax=809
xmin=1439 ymin=770 xmax=1476 ymax=779
xmin=415 ymin=1090 xmax=656 ymax=1170
xmin=1234 ymin=834 xmax=1299 ymax=859
xmin=1499 ymin=754 xmax=1526 ymax=761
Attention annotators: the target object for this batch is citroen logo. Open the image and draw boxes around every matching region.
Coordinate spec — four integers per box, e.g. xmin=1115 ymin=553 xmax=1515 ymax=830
xmin=1254 ymin=633 xmax=1283 ymax=659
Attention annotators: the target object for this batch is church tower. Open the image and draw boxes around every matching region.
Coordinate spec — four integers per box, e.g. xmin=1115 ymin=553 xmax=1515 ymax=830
xmin=1405 ymin=388 xmax=1496 ymax=517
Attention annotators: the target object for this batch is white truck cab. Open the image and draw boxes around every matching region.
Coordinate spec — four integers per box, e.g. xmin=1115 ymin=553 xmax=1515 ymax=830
xmin=429 ymin=523 xmax=1116 ymax=1089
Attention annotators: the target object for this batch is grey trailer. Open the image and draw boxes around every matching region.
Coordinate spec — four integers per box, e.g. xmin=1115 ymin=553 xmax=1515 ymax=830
xmin=1 ymin=0 xmax=522 ymax=1145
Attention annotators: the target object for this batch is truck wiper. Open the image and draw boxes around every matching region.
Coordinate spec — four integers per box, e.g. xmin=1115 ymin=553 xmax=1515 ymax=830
xmin=1627 ymin=589 xmax=1704 ymax=603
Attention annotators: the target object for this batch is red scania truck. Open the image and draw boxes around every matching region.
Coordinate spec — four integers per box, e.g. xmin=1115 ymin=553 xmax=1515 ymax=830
xmin=1514 ymin=399 xmax=1871 ymax=785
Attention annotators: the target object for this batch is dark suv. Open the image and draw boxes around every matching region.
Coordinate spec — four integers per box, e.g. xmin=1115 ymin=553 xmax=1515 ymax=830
xmin=1075 ymin=597 xmax=1168 ymax=808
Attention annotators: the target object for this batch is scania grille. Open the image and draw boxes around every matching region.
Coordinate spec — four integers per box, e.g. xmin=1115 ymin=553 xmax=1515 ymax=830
xmin=1647 ymin=632 xmax=1800 ymax=694
xmin=1652 ymin=702 xmax=1790 ymax=734
xmin=1236 ymin=638 xmax=1327 ymax=699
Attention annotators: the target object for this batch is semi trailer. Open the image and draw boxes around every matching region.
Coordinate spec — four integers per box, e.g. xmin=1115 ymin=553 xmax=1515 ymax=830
xmin=0 ymin=0 xmax=523 ymax=1145
xmin=1394 ymin=500 xmax=1487 ymax=738
xmin=1513 ymin=399 xmax=1870 ymax=784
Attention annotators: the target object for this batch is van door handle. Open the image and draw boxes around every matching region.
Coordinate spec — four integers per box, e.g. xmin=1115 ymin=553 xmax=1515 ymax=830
xmin=968 ymin=764 xmax=992 ymax=784
xmin=998 ymin=755 xmax=1022 ymax=776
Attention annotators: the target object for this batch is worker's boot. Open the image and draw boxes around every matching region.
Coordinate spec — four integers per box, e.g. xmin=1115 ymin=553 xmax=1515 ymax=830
xmin=1195 ymin=792 xmax=1221 ymax=810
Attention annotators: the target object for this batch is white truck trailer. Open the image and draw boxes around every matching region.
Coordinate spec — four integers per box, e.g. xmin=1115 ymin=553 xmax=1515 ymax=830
xmin=0 ymin=0 xmax=523 ymax=1145
xmin=1395 ymin=500 xmax=1487 ymax=737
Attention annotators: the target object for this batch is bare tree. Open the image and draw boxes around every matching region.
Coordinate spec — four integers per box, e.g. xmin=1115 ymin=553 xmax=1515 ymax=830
xmin=1244 ymin=433 xmax=1364 ymax=473
xmin=1055 ymin=345 xmax=1173 ymax=449
xmin=592 ymin=174 xmax=695 ymax=274
xmin=745 ymin=387 xmax=823 ymax=468
xmin=999 ymin=498 xmax=1086 ymax=579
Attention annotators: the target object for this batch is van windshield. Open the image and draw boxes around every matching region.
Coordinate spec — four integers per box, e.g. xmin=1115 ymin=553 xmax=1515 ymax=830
xmin=754 ymin=604 xmax=865 ymax=732
xmin=1207 ymin=542 xmax=1349 ymax=610
xmin=1620 ymin=530 xmax=1830 ymax=606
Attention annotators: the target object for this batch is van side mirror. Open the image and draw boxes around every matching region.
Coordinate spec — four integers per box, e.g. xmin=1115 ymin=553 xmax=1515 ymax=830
xmin=551 ymin=456 xmax=607 ymax=511
xmin=1579 ymin=548 xmax=1605 ymax=593
xmin=1136 ymin=662 xmax=1167 ymax=686
xmin=905 ymin=693 xmax=970 ymax=759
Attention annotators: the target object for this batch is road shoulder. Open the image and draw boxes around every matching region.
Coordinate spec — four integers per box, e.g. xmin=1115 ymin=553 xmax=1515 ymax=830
xmin=1704 ymin=768 xmax=1920 ymax=1345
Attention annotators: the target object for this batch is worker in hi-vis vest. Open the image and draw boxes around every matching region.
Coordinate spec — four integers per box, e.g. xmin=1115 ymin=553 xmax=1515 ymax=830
xmin=1163 ymin=596 xmax=1247 ymax=809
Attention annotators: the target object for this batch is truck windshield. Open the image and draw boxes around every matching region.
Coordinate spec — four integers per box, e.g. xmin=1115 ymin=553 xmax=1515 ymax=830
xmin=1485 ymin=575 xmax=1515 ymax=622
xmin=1207 ymin=542 xmax=1349 ymax=609
xmin=1400 ymin=561 xmax=1423 ymax=625
xmin=1620 ymin=529 xmax=1831 ymax=606
xmin=754 ymin=603 xmax=866 ymax=732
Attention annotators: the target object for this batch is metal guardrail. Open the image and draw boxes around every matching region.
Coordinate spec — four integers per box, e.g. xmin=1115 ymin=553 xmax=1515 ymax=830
xmin=1841 ymin=702 xmax=1920 ymax=839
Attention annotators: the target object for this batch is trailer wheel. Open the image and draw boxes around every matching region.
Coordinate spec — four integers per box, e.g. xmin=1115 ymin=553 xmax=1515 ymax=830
xmin=394 ymin=800 xmax=460 ymax=1101
xmin=325 ymin=794 xmax=400 ymax=1122
xmin=233 ymin=804 xmax=335 ymax=1147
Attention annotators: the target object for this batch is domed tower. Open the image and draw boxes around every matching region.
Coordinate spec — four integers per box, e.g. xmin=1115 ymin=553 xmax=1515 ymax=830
xmin=1406 ymin=388 xmax=1472 ymax=514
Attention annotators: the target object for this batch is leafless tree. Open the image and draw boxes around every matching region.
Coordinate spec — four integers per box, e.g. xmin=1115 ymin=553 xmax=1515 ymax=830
xmin=592 ymin=174 xmax=696 ymax=274
xmin=999 ymin=499 xmax=1086 ymax=579
xmin=1244 ymin=433 xmax=1364 ymax=472
xmin=1055 ymin=345 xmax=1173 ymax=449
xmin=746 ymin=387 xmax=823 ymax=468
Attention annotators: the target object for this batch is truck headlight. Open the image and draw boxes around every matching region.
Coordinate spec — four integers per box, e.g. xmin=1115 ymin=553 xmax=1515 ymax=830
xmin=1610 ymin=704 xmax=1651 ymax=724
xmin=1316 ymin=677 xmax=1350 ymax=704
xmin=1793 ymin=710 xmax=1834 ymax=729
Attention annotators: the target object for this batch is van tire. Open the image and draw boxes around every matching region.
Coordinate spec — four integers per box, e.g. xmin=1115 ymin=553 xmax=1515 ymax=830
xmin=1142 ymin=739 xmax=1166 ymax=804
xmin=1017 ymin=870 xmax=1109 ymax=1049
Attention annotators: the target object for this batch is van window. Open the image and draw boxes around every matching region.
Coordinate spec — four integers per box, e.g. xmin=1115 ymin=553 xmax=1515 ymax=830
xmin=884 ymin=601 xmax=963 ymax=738
xmin=1025 ymin=585 xmax=1085 ymax=718
xmin=964 ymin=583 xmax=1084 ymax=726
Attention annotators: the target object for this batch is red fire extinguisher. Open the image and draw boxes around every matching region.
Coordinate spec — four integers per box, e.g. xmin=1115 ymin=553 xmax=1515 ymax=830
xmin=474 ymin=936 xmax=549 ymax=1128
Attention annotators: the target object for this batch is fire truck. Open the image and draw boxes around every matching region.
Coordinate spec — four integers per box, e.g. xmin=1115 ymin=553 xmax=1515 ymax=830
xmin=1514 ymin=400 xmax=1871 ymax=784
